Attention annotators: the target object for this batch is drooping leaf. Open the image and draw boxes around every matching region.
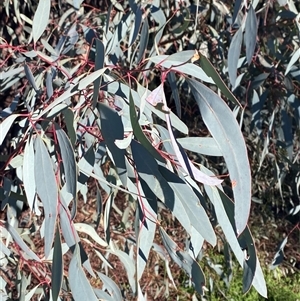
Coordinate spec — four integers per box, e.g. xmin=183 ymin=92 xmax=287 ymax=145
xmin=188 ymin=78 xmax=251 ymax=234
xmin=199 ymin=54 xmax=242 ymax=106
xmin=51 ymin=226 xmax=63 ymax=301
xmin=6 ymin=221 xmax=41 ymax=262
xmin=137 ymin=18 xmax=149 ymax=64
xmin=93 ymin=39 xmax=105 ymax=108
xmin=202 ymin=166 xmax=267 ymax=298
xmin=55 ymin=125 xmax=77 ymax=219
xmin=98 ymin=102 xmax=128 ymax=186
xmin=160 ymin=227 xmax=206 ymax=295
xmin=34 ymin=135 xmax=58 ymax=258
xmin=23 ymin=138 xmax=39 ymax=215
xmin=69 ymin=245 xmax=98 ymax=301
xmin=97 ymin=272 xmax=123 ymax=300
xmin=129 ymin=5 xmax=142 ymax=46
xmin=32 ymin=0 xmax=51 ymax=43
xmin=232 ymin=0 xmax=243 ymax=25
xmin=129 ymin=92 xmax=165 ymax=163
xmin=245 ymin=5 xmax=257 ymax=66
xmin=159 ymin=165 xmax=216 ymax=246
xmin=136 ymin=180 xmax=157 ymax=281
xmin=228 ymin=26 xmax=243 ymax=87
xmin=167 ymin=72 xmax=181 ymax=118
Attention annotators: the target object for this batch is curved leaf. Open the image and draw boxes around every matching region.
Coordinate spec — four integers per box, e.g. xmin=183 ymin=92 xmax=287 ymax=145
xmin=69 ymin=245 xmax=98 ymax=301
xmin=23 ymin=138 xmax=39 ymax=215
xmin=55 ymin=125 xmax=77 ymax=219
xmin=177 ymin=137 xmax=222 ymax=156
xmin=137 ymin=18 xmax=149 ymax=64
xmin=98 ymin=102 xmax=128 ymax=186
xmin=32 ymin=0 xmax=51 ymax=43
xmin=0 ymin=114 xmax=21 ymax=145
xmin=245 ymin=5 xmax=257 ymax=66
xmin=188 ymin=78 xmax=251 ymax=234
xmin=34 ymin=136 xmax=58 ymax=258
xmin=228 ymin=26 xmax=243 ymax=87
xmin=51 ymin=226 xmax=63 ymax=301
xmin=129 ymin=92 xmax=165 ymax=163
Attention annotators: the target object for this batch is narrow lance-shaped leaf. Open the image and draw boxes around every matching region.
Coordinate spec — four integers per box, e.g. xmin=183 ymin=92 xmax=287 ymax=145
xmin=245 ymin=5 xmax=258 ymax=66
xmin=201 ymin=165 xmax=267 ymax=298
xmin=188 ymin=78 xmax=251 ymax=234
xmin=92 ymin=39 xmax=105 ymax=109
xmin=23 ymin=138 xmax=40 ymax=215
xmin=34 ymin=136 xmax=58 ymax=258
xmin=137 ymin=18 xmax=149 ymax=64
xmin=160 ymin=227 xmax=206 ymax=295
xmin=136 ymin=180 xmax=157 ymax=281
xmin=51 ymin=226 xmax=63 ymax=301
xmin=98 ymin=103 xmax=128 ymax=186
xmin=199 ymin=54 xmax=242 ymax=106
xmin=6 ymin=221 xmax=41 ymax=262
xmin=69 ymin=245 xmax=98 ymax=301
xmin=55 ymin=125 xmax=77 ymax=220
xmin=129 ymin=92 xmax=165 ymax=163
xmin=227 ymin=26 xmax=243 ymax=87
xmin=32 ymin=0 xmax=51 ymax=43
xmin=146 ymin=84 xmax=222 ymax=185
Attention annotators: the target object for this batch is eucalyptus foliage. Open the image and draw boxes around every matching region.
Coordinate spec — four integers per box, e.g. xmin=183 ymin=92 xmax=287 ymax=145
xmin=1 ymin=0 xmax=299 ymax=300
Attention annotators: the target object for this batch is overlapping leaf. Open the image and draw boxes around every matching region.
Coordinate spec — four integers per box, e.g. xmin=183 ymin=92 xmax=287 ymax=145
xmin=188 ymin=78 xmax=251 ymax=234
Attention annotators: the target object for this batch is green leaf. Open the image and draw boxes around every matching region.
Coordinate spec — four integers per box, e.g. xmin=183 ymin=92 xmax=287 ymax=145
xmin=34 ymin=135 xmax=58 ymax=258
xmin=32 ymin=0 xmax=50 ymax=43
xmin=129 ymin=92 xmax=165 ymax=163
xmin=51 ymin=226 xmax=63 ymax=301
xmin=55 ymin=125 xmax=77 ymax=220
xmin=200 ymin=52 xmax=242 ymax=107
xmin=188 ymin=78 xmax=251 ymax=234
xmin=62 ymin=108 xmax=76 ymax=146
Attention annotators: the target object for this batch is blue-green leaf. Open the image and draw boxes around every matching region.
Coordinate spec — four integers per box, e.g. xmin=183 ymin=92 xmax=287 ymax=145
xmin=69 ymin=245 xmax=98 ymax=301
xmin=55 ymin=125 xmax=77 ymax=219
xmin=228 ymin=26 xmax=243 ymax=87
xmin=51 ymin=226 xmax=63 ymax=301
xmin=34 ymin=136 xmax=58 ymax=258
xmin=98 ymin=103 xmax=128 ymax=186
xmin=188 ymin=78 xmax=251 ymax=234
xmin=245 ymin=5 xmax=257 ymax=66
xmin=32 ymin=0 xmax=50 ymax=43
